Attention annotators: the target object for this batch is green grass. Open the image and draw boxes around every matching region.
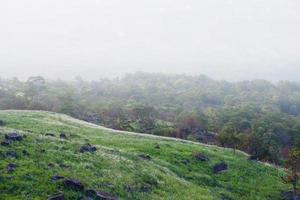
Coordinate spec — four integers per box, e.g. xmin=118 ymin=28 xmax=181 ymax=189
xmin=0 ymin=110 xmax=288 ymax=200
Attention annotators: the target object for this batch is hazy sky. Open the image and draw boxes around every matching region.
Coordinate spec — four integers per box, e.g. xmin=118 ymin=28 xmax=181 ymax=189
xmin=0 ymin=0 xmax=300 ymax=81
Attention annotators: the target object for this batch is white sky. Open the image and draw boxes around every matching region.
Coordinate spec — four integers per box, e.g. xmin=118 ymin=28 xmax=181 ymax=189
xmin=0 ymin=0 xmax=300 ymax=81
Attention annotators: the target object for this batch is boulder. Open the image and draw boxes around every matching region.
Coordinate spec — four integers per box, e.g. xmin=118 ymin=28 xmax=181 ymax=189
xmin=47 ymin=193 xmax=64 ymax=200
xmin=213 ymin=162 xmax=228 ymax=174
xmin=7 ymin=163 xmax=17 ymax=173
xmin=0 ymin=119 xmax=5 ymax=126
xmin=86 ymin=189 xmax=119 ymax=200
xmin=193 ymin=153 xmax=209 ymax=161
xmin=138 ymin=154 xmax=151 ymax=160
xmin=64 ymin=179 xmax=84 ymax=191
xmin=80 ymin=144 xmax=97 ymax=153
xmin=5 ymin=132 xmax=23 ymax=141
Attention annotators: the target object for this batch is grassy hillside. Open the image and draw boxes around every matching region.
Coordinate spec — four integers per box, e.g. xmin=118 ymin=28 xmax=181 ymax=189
xmin=0 ymin=110 xmax=288 ymax=200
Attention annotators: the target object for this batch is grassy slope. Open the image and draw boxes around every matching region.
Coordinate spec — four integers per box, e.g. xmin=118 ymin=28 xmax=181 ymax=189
xmin=0 ymin=110 xmax=288 ymax=200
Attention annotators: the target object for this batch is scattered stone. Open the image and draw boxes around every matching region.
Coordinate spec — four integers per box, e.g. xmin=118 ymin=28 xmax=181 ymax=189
xmin=139 ymin=185 xmax=152 ymax=193
xmin=80 ymin=144 xmax=97 ymax=153
xmin=7 ymin=163 xmax=17 ymax=173
xmin=45 ymin=133 xmax=55 ymax=137
xmin=6 ymin=151 xmax=17 ymax=158
xmin=182 ymin=159 xmax=190 ymax=165
xmin=48 ymin=163 xmax=55 ymax=168
xmin=213 ymin=162 xmax=228 ymax=174
xmin=1 ymin=140 xmax=10 ymax=146
xmin=124 ymin=185 xmax=134 ymax=193
xmin=22 ymin=150 xmax=30 ymax=156
xmin=59 ymin=163 xmax=71 ymax=169
xmin=60 ymin=133 xmax=67 ymax=139
xmin=47 ymin=193 xmax=64 ymax=200
xmin=5 ymin=132 xmax=23 ymax=141
xmin=248 ymin=155 xmax=258 ymax=161
xmin=51 ymin=175 xmax=65 ymax=181
xmin=138 ymin=154 xmax=151 ymax=160
xmin=281 ymin=191 xmax=293 ymax=200
xmin=193 ymin=152 xmax=209 ymax=161
xmin=86 ymin=189 xmax=119 ymax=200
xmin=64 ymin=179 xmax=84 ymax=191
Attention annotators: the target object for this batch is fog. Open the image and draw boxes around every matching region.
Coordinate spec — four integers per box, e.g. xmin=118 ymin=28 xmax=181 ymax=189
xmin=0 ymin=0 xmax=300 ymax=82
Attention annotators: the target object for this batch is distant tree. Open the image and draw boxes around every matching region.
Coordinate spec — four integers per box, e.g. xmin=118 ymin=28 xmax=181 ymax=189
xmin=131 ymin=105 xmax=157 ymax=132
xmin=283 ymin=149 xmax=300 ymax=197
xmin=217 ymin=125 xmax=241 ymax=154
xmin=25 ymin=76 xmax=46 ymax=108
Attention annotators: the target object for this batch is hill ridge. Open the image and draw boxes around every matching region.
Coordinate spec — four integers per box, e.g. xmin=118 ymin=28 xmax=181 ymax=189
xmin=0 ymin=110 xmax=288 ymax=200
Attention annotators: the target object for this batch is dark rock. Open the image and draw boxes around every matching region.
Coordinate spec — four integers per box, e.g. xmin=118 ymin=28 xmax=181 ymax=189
xmin=22 ymin=150 xmax=30 ymax=156
xmin=80 ymin=144 xmax=97 ymax=153
xmin=48 ymin=163 xmax=55 ymax=168
xmin=7 ymin=163 xmax=17 ymax=172
xmin=248 ymin=155 xmax=258 ymax=161
xmin=64 ymin=179 xmax=84 ymax=191
xmin=51 ymin=175 xmax=65 ymax=181
xmin=154 ymin=144 xmax=160 ymax=149
xmin=193 ymin=153 xmax=209 ymax=161
xmin=139 ymin=185 xmax=151 ymax=193
xmin=6 ymin=151 xmax=18 ymax=158
xmin=86 ymin=189 xmax=118 ymax=200
xmin=45 ymin=133 xmax=55 ymax=137
xmin=295 ymin=196 xmax=300 ymax=200
xmin=281 ymin=191 xmax=293 ymax=200
xmin=60 ymin=133 xmax=67 ymax=139
xmin=182 ymin=159 xmax=190 ymax=165
xmin=47 ymin=193 xmax=64 ymax=200
xmin=59 ymin=163 xmax=71 ymax=169
xmin=1 ymin=140 xmax=10 ymax=146
xmin=124 ymin=185 xmax=134 ymax=193
xmin=139 ymin=154 xmax=151 ymax=160
xmin=0 ymin=119 xmax=5 ymax=126
xmin=213 ymin=162 xmax=228 ymax=174
xmin=5 ymin=132 xmax=23 ymax=141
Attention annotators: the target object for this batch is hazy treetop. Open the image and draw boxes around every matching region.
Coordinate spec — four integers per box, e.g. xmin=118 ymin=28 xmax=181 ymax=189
xmin=0 ymin=0 xmax=299 ymax=82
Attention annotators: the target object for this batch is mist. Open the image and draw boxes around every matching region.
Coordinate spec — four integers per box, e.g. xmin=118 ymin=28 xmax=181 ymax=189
xmin=0 ymin=0 xmax=300 ymax=82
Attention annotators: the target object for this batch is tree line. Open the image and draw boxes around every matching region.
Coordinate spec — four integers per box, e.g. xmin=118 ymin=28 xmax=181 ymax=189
xmin=1 ymin=72 xmax=300 ymax=164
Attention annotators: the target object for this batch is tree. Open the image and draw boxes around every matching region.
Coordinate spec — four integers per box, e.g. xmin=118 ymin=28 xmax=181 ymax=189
xmin=283 ymin=149 xmax=300 ymax=197
xmin=131 ymin=105 xmax=157 ymax=132
xmin=217 ymin=125 xmax=241 ymax=154
xmin=25 ymin=76 xmax=46 ymax=109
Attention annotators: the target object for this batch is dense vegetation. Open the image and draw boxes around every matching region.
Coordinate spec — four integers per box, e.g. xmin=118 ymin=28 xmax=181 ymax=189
xmin=0 ymin=111 xmax=288 ymax=199
xmin=1 ymin=73 xmax=300 ymax=164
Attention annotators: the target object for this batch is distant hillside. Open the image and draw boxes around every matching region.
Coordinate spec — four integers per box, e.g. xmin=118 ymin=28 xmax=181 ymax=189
xmin=1 ymin=73 xmax=300 ymax=164
xmin=0 ymin=110 xmax=288 ymax=200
